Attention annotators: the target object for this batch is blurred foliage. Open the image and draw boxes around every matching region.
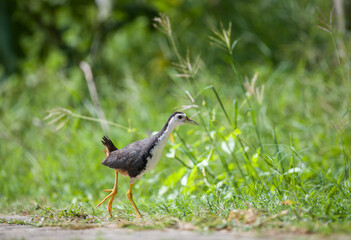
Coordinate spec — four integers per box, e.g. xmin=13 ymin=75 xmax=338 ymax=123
xmin=1 ymin=0 xmax=351 ymax=227
xmin=0 ymin=0 xmax=343 ymax=76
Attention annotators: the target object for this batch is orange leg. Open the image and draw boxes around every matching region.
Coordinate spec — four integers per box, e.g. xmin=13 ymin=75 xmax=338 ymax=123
xmin=127 ymin=183 xmax=142 ymax=218
xmin=97 ymin=170 xmax=118 ymax=218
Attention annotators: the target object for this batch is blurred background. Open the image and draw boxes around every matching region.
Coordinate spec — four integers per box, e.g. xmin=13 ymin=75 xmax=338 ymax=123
xmin=0 ymin=0 xmax=350 ymax=219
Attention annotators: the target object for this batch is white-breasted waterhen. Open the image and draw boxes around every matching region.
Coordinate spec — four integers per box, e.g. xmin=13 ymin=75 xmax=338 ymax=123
xmin=97 ymin=112 xmax=198 ymax=218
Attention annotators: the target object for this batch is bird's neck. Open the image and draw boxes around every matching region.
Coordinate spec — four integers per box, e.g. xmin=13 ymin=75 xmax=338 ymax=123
xmin=157 ymin=121 xmax=176 ymax=144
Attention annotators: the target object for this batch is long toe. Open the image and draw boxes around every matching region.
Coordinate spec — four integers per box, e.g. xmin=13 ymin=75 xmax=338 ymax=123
xmin=107 ymin=192 xmax=117 ymax=218
xmin=97 ymin=191 xmax=115 ymax=207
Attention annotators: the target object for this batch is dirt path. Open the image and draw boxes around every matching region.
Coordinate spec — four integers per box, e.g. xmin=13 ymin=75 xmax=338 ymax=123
xmin=0 ymin=215 xmax=348 ymax=240
xmin=0 ymin=223 xmax=268 ymax=240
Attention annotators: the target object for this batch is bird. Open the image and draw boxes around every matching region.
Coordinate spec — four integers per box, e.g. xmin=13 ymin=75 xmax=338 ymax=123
xmin=96 ymin=112 xmax=199 ymax=218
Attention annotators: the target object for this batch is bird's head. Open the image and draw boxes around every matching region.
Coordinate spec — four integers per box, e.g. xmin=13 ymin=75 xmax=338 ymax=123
xmin=168 ymin=112 xmax=199 ymax=128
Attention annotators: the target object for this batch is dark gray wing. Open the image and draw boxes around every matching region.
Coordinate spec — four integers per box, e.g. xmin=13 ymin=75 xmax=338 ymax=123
xmin=101 ymin=134 xmax=159 ymax=172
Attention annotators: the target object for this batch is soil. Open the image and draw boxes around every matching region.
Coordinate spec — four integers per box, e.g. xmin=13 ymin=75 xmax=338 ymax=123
xmin=0 ymin=215 xmax=349 ymax=240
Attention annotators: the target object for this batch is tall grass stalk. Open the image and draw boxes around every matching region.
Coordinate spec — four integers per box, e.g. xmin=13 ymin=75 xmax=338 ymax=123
xmin=44 ymin=108 xmax=145 ymax=136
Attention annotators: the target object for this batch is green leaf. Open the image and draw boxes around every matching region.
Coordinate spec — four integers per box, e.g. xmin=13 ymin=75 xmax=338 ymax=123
xmin=233 ymin=128 xmax=241 ymax=136
xmin=252 ymin=147 xmax=261 ymax=167
xmin=164 ymin=167 xmax=187 ymax=187
xmin=231 ymin=39 xmax=240 ymax=52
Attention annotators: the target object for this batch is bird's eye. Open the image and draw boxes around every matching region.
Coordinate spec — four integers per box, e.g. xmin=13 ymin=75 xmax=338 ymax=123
xmin=178 ymin=115 xmax=183 ymax=119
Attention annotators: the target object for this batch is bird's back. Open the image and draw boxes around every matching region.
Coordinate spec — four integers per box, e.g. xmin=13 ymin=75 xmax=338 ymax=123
xmin=101 ymin=134 xmax=160 ymax=178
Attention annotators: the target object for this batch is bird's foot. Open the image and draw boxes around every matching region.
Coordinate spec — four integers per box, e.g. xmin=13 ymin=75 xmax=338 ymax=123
xmin=135 ymin=212 xmax=142 ymax=218
xmin=97 ymin=189 xmax=118 ymax=217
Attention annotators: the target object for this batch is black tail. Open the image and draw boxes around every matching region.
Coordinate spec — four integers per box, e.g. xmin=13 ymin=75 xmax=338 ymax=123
xmin=101 ymin=136 xmax=118 ymax=153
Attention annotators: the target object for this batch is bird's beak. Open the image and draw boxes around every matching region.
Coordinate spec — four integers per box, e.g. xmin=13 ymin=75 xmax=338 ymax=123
xmin=185 ymin=116 xmax=199 ymax=126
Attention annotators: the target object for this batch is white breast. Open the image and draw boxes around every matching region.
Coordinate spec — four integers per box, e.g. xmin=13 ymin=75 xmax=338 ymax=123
xmin=146 ymin=140 xmax=167 ymax=170
xmin=130 ymin=131 xmax=170 ymax=183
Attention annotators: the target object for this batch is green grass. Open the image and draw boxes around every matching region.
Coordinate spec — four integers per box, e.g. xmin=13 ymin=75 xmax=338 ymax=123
xmin=1 ymin=10 xmax=351 ymax=235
